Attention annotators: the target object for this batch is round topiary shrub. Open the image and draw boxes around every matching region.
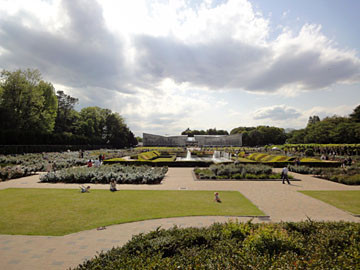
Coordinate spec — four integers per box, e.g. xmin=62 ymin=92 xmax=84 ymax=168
xmin=304 ymin=148 xmax=314 ymax=156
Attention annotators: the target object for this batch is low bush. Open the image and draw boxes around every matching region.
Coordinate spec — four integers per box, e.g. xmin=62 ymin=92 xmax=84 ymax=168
xmin=72 ymin=221 xmax=360 ymax=270
xmin=288 ymin=165 xmax=323 ymax=175
xmin=289 ymin=165 xmax=360 ymax=185
xmin=40 ymin=164 xmax=168 ymax=184
xmin=0 ymin=165 xmax=36 ymax=181
xmin=195 ymin=164 xmax=288 ymax=180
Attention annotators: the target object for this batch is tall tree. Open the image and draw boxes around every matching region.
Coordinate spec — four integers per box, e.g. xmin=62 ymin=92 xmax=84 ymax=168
xmin=54 ymin=90 xmax=79 ymax=133
xmin=307 ymin=115 xmax=321 ymax=127
xmin=0 ymin=69 xmax=58 ymax=143
xmin=350 ymin=105 xmax=360 ymax=122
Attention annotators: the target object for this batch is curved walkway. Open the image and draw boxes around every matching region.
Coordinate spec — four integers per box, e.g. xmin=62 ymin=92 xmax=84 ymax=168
xmin=0 ymin=168 xmax=359 ymax=270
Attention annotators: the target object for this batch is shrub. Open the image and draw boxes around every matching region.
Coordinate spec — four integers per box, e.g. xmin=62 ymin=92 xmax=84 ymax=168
xmin=72 ymin=221 xmax=360 ymax=270
xmin=0 ymin=165 xmax=36 ymax=181
xmin=40 ymin=164 xmax=168 ymax=184
xmin=304 ymin=149 xmax=314 ymax=156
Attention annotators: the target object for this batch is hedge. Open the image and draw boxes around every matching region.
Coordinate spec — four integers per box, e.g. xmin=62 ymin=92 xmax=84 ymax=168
xmin=72 ymin=221 xmax=360 ymax=270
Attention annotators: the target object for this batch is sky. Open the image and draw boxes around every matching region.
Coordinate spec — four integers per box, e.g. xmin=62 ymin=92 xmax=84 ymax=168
xmin=0 ymin=0 xmax=359 ymax=137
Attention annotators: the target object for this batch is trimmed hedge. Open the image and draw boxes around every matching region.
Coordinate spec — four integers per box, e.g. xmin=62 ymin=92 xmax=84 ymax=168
xmin=138 ymin=151 xmax=161 ymax=161
xmin=72 ymin=221 xmax=360 ymax=270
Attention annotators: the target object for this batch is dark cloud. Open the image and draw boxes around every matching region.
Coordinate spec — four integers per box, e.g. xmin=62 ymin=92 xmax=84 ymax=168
xmin=133 ymin=30 xmax=360 ymax=93
xmin=253 ymin=105 xmax=301 ymax=120
xmin=0 ymin=0 xmax=131 ymax=92
xmin=0 ymin=0 xmax=359 ymax=98
xmin=133 ymin=35 xmax=269 ymax=89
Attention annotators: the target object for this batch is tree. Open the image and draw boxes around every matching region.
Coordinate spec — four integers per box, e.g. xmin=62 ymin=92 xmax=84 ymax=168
xmin=350 ymin=105 xmax=360 ymax=122
xmin=0 ymin=69 xmax=58 ymax=143
xmin=54 ymin=90 xmax=79 ymax=133
xmin=105 ymin=113 xmax=137 ymax=147
xmin=307 ymin=115 xmax=320 ymax=127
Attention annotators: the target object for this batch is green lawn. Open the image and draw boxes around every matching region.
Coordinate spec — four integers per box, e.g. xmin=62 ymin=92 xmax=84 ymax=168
xmin=300 ymin=190 xmax=360 ymax=215
xmin=0 ymin=188 xmax=264 ymax=236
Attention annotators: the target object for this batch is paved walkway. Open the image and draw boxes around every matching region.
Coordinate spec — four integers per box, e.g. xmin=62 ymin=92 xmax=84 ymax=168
xmin=0 ymin=168 xmax=359 ymax=270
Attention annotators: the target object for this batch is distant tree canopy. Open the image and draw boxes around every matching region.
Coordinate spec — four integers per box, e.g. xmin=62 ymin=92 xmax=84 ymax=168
xmin=230 ymin=105 xmax=360 ymax=145
xmin=287 ymin=112 xmax=360 ymax=144
xmin=181 ymin=128 xmax=229 ymax=137
xmin=0 ymin=69 xmax=137 ymax=147
xmin=350 ymin=104 xmax=360 ymax=123
xmin=230 ymin=126 xmax=287 ymax=146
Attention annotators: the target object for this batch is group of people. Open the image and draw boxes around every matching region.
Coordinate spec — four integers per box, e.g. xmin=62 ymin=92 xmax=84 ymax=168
xmin=87 ymin=154 xmax=106 ymax=168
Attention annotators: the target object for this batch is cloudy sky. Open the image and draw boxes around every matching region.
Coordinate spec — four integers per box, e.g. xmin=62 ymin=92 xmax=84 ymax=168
xmin=1 ymin=0 xmax=359 ymax=136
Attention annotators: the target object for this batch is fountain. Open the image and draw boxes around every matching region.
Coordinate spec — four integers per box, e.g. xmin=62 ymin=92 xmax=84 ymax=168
xmin=185 ymin=149 xmax=192 ymax=160
xmin=212 ymin=150 xmax=221 ymax=160
xmin=177 ymin=149 xmax=231 ymax=163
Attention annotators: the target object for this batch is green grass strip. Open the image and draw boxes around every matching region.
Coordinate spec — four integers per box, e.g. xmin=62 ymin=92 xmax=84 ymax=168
xmin=0 ymin=188 xmax=264 ymax=236
xmin=299 ymin=190 xmax=360 ymax=215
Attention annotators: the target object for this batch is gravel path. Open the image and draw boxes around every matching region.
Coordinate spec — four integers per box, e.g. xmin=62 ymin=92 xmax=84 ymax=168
xmin=0 ymin=168 xmax=359 ymax=270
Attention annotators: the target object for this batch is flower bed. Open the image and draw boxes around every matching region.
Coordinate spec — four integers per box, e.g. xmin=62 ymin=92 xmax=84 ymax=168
xmin=288 ymin=165 xmax=360 ymax=185
xmin=40 ymin=164 xmax=168 ymax=184
xmin=0 ymin=165 xmax=37 ymax=181
xmin=72 ymin=221 xmax=360 ymax=270
xmin=194 ymin=163 xmax=293 ymax=180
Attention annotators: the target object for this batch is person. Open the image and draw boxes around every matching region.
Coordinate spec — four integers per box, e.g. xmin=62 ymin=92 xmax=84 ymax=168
xmin=99 ymin=154 xmax=102 ymax=162
xmin=87 ymin=160 xmax=93 ymax=167
xmin=214 ymin=192 xmax=221 ymax=203
xmin=110 ymin=179 xmax=117 ymax=192
xmin=94 ymin=159 xmax=100 ymax=168
xmin=80 ymin=185 xmax=90 ymax=193
xmin=281 ymin=166 xmax=290 ymax=184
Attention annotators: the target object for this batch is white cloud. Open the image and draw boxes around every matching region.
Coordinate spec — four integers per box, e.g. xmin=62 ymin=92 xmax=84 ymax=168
xmin=253 ymin=105 xmax=301 ymax=121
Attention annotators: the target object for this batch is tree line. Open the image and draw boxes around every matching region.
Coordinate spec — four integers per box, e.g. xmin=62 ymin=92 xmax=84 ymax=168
xmin=189 ymin=105 xmax=360 ymax=146
xmin=181 ymin=128 xmax=229 ymax=137
xmin=287 ymin=107 xmax=360 ymax=144
xmin=0 ymin=69 xmax=137 ymax=148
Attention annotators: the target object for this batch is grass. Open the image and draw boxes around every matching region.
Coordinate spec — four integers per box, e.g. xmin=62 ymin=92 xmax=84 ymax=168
xmin=299 ymin=190 xmax=360 ymax=215
xmin=0 ymin=188 xmax=264 ymax=236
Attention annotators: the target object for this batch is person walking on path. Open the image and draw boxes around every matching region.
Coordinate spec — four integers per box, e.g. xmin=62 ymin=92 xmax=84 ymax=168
xmin=281 ymin=166 xmax=290 ymax=184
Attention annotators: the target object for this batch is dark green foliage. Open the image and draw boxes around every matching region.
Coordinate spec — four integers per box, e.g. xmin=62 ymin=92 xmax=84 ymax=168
xmin=350 ymin=104 xmax=360 ymax=123
xmin=304 ymin=148 xmax=314 ymax=156
xmin=181 ymin=128 xmax=229 ymax=136
xmin=72 ymin=221 xmax=360 ymax=270
xmin=0 ymin=69 xmax=58 ymax=142
xmin=287 ymin=113 xmax=360 ymax=144
xmin=231 ymin=125 xmax=287 ymax=146
xmin=0 ymin=69 xmax=137 ymax=148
